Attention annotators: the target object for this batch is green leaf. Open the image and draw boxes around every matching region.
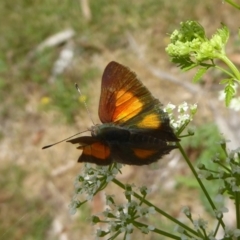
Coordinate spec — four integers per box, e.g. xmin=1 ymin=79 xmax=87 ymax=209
xmin=193 ymin=67 xmax=208 ymax=82
xmin=224 ymin=80 xmax=236 ymax=106
xmin=171 ymin=56 xmax=196 ymax=70
xmin=179 ymin=21 xmax=206 ymax=42
xmin=217 ymin=24 xmax=229 ymax=45
xmin=219 ymin=78 xmax=231 ymax=84
xmin=182 ymin=63 xmax=198 ymax=71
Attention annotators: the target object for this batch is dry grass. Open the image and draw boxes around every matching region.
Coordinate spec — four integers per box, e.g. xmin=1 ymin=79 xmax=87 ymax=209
xmin=1 ymin=1 xmax=240 ymax=239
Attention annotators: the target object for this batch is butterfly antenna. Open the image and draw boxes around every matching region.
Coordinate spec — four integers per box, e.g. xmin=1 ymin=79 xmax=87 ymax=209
xmin=75 ymin=83 xmax=95 ymax=125
xmin=42 ymin=130 xmax=88 ymax=149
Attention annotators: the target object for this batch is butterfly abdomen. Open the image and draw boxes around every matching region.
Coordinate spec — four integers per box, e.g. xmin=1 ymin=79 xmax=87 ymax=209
xmin=130 ymin=133 xmax=161 ymax=145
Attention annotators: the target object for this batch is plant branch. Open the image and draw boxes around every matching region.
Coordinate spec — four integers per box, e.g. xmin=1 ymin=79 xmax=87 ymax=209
xmin=177 ymin=142 xmax=225 ymax=229
xmin=224 ymin=0 xmax=240 ymax=10
xmin=112 ymin=178 xmax=200 ymax=237
xmin=219 ymin=55 xmax=240 ymax=81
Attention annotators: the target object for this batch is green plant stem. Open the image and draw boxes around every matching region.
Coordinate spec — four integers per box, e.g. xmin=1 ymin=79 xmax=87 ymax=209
xmin=236 ymin=192 xmax=240 ymax=230
xmin=224 ymin=0 xmax=240 ymax=10
xmin=215 ymin=65 xmax=235 ymax=80
xmin=112 ymin=178 xmax=200 ymax=238
xmin=213 ymin=220 xmax=221 ymax=237
xmin=201 ymin=227 xmax=208 ymax=239
xmin=133 ymin=220 xmax=181 ymax=239
xmin=177 ymin=142 xmax=225 ymax=229
xmin=217 ymin=162 xmax=231 ymax=173
xmin=219 ymin=55 xmax=240 ymax=81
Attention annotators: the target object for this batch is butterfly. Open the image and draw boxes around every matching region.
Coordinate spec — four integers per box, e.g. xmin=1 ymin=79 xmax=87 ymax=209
xmin=63 ymin=61 xmax=179 ymax=165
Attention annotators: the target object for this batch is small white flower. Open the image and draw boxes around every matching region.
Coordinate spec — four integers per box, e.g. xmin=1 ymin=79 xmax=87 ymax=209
xmin=214 ymin=207 xmax=228 ymax=220
xmin=148 ymin=225 xmax=155 ymax=231
xmin=68 ymin=201 xmax=78 ymax=215
xmin=193 ymin=218 xmax=208 ymax=230
xmin=126 ymin=223 xmax=133 ymax=233
xmin=139 ymin=226 xmax=149 ymax=234
xmin=148 ymin=206 xmax=156 ymax=214
xmin=181 ymin=206 xmax=191 ymax=217
xmin=198 ymin=170 xmax=212 ymax=179
xmin=187 ymin=127 xmax=195 ymax=135
xmin=174 ymin=225 xmax=184 ymax=233
xmin=224 ymin=227 xmax=238 ymax=237
xmin=165 ymin=103 xmax=176 ymax=112
xmin=190 ymin=103 xmax=198 ymax=114
xmin=178 ymin=102 xmax=189 ymax=113
xmin=217 ymin=170 xmax=225 ymax=179
xmin=214 ymin=194 xmax=224 ymax=203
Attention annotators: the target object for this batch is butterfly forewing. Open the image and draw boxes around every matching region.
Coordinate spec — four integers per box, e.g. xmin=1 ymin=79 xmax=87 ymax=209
xmin=99 ymin=61 xmax=157 ymax=124
xmin=99 ymin=61 xmax=178 ymax=142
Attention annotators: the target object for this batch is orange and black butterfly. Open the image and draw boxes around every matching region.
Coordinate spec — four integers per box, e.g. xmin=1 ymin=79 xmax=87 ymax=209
xmin=68 ymin=61 xmax=179 ymax=165
xmin=43 ymin=61 xmax=179 ymax=165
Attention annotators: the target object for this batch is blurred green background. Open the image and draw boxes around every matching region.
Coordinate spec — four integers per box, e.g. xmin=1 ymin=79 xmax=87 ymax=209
xmin=1 ymin=1 xmax=239 ymax=239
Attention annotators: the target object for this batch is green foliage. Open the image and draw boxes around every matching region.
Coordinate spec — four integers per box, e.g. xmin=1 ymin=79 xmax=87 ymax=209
xmin=41 ymin=66 xmax=99 ymax=123
xmin=166 ymin=20 xmax=240 ymax=107
xmin=193 ymin=67 xmax=208 ymax=83
xmin=166 ymin=21 xmax=229 ymax=66
xmin=224 ymin=79 xmax=236 ymax=107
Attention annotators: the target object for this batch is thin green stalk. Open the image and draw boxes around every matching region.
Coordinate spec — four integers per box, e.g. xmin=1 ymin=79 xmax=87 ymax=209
xmin=112 ymin=178 xmax=200 ymax=238
xmin=213 ymin=220 xmax=221 ymax=237
xmin=217 ymin=162 xmax=231 ymax=173
xmin=177 ymin=142 xmax=225 ymax=229
xmin=215 ymin=65 xmax=235 ymax=79
xmin=219 ymin=55 xmax=240 ymax=81
xmin=224 ymin=0 xmax=240 ymax=10
xmin=133 ymin=220 xmax=181 ymax=239
xmin=236 ymin=192 xmax=240 ymax=230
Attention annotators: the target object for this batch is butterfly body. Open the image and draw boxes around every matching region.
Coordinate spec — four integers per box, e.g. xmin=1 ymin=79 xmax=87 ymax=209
xmin=68 ymin=123 xmax=177 ymax=165
xmin=67 ymin=61 xmax=179 ymax=165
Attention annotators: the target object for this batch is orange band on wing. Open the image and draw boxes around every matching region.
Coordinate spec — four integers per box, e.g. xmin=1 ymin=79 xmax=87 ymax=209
xmin=113 ymin=90 xmax=143 ymax=122
xmin=115 ymin=90 xmax=133 ymax=106
xmin=137 ymin=113 xmax=161 ymax=129
xmin=81 ymin=143 xmax=110 ymax=160
xmin=133 ymin=148 xmax=158 ymax=159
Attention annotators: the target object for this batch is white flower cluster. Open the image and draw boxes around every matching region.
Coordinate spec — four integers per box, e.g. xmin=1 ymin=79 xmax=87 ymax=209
xmin=179 ymin=205 xmax=240 ymax=239
xmin=69 ymin=163 xmax=122 ymax=215
xmin=90 ymin=185 xmax=156 ymax=239
xmin=165 ymin=102 xmax=197 ymax=132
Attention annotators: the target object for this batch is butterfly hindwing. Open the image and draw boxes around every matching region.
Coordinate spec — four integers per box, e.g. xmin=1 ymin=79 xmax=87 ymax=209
xmin=67 ymin=137 xmax=112 ymax=165
xmin=110 ymin=141 xmax=176 ymax=165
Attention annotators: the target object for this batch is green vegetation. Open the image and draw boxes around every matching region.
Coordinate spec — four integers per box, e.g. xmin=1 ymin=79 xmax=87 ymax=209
xmin=0 ymin=164 xmax=52 ymax=240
